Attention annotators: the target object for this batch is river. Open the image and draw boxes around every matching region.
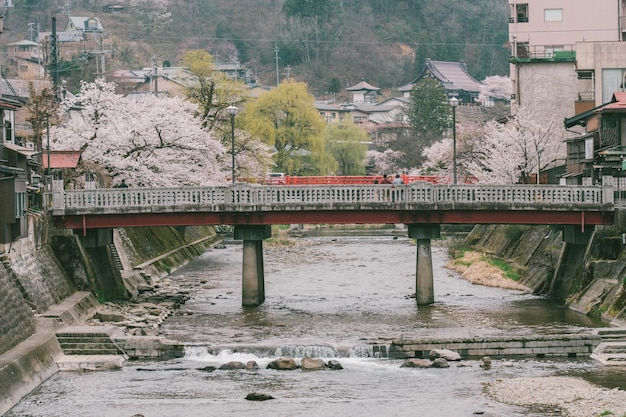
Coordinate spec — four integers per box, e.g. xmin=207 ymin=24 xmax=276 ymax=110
xmin=5 ymin=234 xmax=625 ymax=417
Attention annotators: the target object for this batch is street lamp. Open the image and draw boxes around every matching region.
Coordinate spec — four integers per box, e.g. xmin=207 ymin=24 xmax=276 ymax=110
xmin=449 ymin=96 xmax=459 ymax=184
xmin=537 ymin=149 xmax=544 ymax=185
xmin=226 ymin=105 xmax=239 ymax=185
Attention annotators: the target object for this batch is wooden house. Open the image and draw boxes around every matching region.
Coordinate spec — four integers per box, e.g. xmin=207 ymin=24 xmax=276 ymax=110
xmin=563 ymin=92 xmax=626 ymax=184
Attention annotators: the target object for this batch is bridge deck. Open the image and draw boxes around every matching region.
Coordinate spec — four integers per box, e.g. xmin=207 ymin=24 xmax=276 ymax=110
xmin=50 ymin=183 xmax=615 ymax=229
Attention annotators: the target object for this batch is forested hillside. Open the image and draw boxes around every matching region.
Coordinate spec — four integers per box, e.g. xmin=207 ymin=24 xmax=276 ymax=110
xmin=2 ymin=0 xmax=509 ymax=95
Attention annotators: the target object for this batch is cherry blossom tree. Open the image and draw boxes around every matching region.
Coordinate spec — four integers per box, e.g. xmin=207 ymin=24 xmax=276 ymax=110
xmin=421 ymin=122 xmax=486 ymax=183
xmin=52 ymin=79 xmax=228 ymax=187
xmin=479 ymin=75 xmax=512 ymax=104
xmin=463 ymin=107 xmax=562 ymax=184
xmin=364 ymin=149 xmax=404 ymax=175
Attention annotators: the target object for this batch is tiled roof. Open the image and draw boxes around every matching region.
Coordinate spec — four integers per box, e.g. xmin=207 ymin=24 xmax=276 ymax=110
xmin=410 ymin=59 xmax=483 ymax=93
xmin=3 ymin=142 xmax=39 ymax=157
xmin=346 ymin=79 xmax=380 ymax=92
xmin=0 ymin=100 xmax=19 ymax=110
xmin=42 ymin=150 xmax=82 ymax=169
xmin=603 ymin=91 xmax=626 ymax=111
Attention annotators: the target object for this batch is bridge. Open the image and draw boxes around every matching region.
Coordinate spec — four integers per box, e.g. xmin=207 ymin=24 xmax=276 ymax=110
xmin=49 ymin=182 xmax=615 ymax=307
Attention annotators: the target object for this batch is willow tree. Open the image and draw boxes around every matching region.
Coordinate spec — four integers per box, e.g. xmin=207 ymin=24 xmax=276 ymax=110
xmin=243 ymin=80 xmax=330 ymax=175
xmin=325 ymin=123 xmax=368 ymax=175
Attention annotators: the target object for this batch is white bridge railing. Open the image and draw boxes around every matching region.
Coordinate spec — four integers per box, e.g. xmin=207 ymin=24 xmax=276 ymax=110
xmin=51 ymin=183 xmax=613 ymax=214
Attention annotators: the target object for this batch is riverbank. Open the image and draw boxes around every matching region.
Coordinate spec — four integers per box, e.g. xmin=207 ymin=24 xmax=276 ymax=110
xmin=485 ymin=376 xmax=626 ymax=417
xmin=447 ymin=250 xmax=531 ymax=291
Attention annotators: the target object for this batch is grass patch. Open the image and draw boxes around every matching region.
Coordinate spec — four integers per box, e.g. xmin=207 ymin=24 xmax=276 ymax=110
xmin=266 ymin=225 xmax=295 ymax=246
xmin=447 ymin=238 xmax=469 ymax=260
xmin=483 ymin=256 xmax=520 ymax=281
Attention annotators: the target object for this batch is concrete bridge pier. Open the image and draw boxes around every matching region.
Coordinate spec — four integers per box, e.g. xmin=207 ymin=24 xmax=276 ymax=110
xmin=234 ymin=225 xmax=272 ymax=307
xmin=408 ymin=224 xmax=441 ymax=305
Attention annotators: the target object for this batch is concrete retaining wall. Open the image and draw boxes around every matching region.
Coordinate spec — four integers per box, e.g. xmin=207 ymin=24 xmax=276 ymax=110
xmin=113 ymin=336 xmax=184 ymax=359
xmin=388 ymin=334 xmax=601 ymax=359
xmin=0 ymin=330 xmax=62 ymax=416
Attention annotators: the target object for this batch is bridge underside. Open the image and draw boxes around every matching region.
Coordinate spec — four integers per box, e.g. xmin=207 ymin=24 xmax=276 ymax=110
xmin=59 ymin=209 xmax=614 ymax=230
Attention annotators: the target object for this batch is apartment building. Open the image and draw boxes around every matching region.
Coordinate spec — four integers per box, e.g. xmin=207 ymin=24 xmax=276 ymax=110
xmin=507 ymin=1 xmax=626 ymax=185
xmin=509 ymin=0 xmax=623 ymax=115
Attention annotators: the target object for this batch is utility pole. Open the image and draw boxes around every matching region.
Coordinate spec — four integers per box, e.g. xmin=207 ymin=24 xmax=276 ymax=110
xmin=151 ymin=56 xmax=158 ymax=94
xmin=274 ymin=44 xmax=280 ymax=86
xmin=50 ymin=17 xmax=59 ymax=95
xmin=283 ymin=65 xmax=291 ymax=81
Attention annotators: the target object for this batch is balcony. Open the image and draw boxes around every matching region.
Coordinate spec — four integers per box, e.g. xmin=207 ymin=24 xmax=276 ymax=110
xmin=510 ymin=45 xmax=576 ymax=63
xmin=509 ymin=16 xmax=529 ymax=23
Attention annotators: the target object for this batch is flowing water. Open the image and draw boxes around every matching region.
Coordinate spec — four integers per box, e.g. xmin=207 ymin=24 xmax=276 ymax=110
xmin=6 ymin=235 xmax=626 ymax=417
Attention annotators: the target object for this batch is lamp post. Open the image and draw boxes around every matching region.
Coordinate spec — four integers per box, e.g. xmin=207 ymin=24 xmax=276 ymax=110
xmin=537 ymin=149 xmax=543 ymax=185
xmin=449 ymin=96 xmax=459 ymax=184
xmin=226 ymin=105 xmax=239 ymax=185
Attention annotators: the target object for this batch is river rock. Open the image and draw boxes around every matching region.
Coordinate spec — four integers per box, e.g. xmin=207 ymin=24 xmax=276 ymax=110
xmin=400 ymin=358 xmax=432 ymax=368
xmin=479 ymin=356 xmax=492 ymax=369
xmin=267 ymin=357 xmax=299 ymax=370
xmin=432 ymin=358 xmax=450 ymax=368
xmin=219 ymin=361 xmax=246 ymax=370
xmin=429 ymin=349 xmax=461 ymax=361
xmin=245 ymin=392 xmax=275 ymax=401
xmin=94 ymin=310 xmax=125 ymax=322
xmin=245 ymin=361 xmax=259 ymax=371
xmin=301 ymin=357 xmax=326 ymax=371
xmin=197 ymin=366 xmax=216 ymax=372
xmin=326 ymin=359 xmax=343 ymax=370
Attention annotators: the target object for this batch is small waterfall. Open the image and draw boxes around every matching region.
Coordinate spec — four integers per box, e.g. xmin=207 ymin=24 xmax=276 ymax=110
xmin=273 ymin=345 xmax=338 ymax=358
xmin=348 ymin=344 xmax=388 ymax=358
xmin=183 ymin=344 xmax=390 ymax=360
xmin=184 ymin=345 xmax=211 ymax=359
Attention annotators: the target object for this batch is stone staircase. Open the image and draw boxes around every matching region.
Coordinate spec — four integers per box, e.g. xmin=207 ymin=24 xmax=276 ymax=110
xmin=55 ymin=326 xmax=128 ymax=371
xmin=590 ymin=328 xmax=626 ymax=366
xmin=108 ymin=244 xmax=123 ymax=270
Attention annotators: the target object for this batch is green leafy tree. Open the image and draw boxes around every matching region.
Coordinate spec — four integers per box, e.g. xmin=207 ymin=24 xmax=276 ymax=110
xmin=384 ymin=78 xmax=451 ymax=169
xmin=243 ymin=80 xmax=328 ymax=175
xmin=182 ymin=50 xmax=271 ymax=179
xmin=407 ymin=78 xmax=451 ymax=143
xmin=182 ymin=50 xmax=247 ymax=131
xmin=325 ymin=123 xmax=368 ymax=175
xmin=328 ymin=77 xmax=341 ymax=94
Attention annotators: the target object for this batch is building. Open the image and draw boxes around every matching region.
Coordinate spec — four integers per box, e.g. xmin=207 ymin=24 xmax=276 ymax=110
xmin=110 ymin=62 xmax=255 ymax=96
xmin=345 ymin=79 xmax=380 ymax=104
xmin=509 ymin=0 xmax=623 ymax=112
xmin=508 ymin=0 xmax=626 ymax=183
xmin=0 ymin=141 xmax=37 ymax=247
xmin=398 ymin=59 xmax=483 ymax=105
xmin=5 ymin=40 xmax=44 ymax=79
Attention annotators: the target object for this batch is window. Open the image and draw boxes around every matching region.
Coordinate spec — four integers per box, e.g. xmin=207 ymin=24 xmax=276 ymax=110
xmin=14 ymin=192 xmax=25 ymax=218
xmin=545 ymin=45 xmax=564 ymax=58
xmin=544 ymin=9 xmax=563 ymax=22
xmin=516 ymin=4 xmax=529 ymax=22
xmin=602 ymin=68 xmax=626 ymax=103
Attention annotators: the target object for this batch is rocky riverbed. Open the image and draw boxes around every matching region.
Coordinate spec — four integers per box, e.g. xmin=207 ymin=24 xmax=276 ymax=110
xmin=86 ymin=237 xmax=626 ymax=417
xmin=485 ymin=376 xmax=626 ymax=417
